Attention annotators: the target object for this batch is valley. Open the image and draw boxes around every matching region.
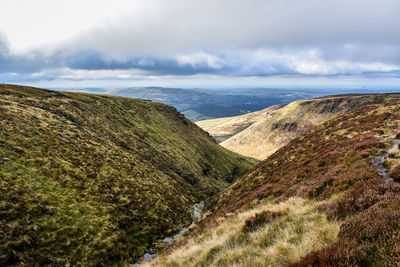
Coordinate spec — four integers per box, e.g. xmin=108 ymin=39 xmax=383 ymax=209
xmin=2 ymin=1 xmax=400 ymax=266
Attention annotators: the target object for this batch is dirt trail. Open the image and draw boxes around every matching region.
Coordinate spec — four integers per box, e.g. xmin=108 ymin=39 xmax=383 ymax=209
xmin=371 ymin=139 xmax=400 ymax=184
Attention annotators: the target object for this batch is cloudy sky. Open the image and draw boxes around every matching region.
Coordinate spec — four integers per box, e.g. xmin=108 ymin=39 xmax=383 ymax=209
xmin=1 ymin=0 xmax=400 ymax=89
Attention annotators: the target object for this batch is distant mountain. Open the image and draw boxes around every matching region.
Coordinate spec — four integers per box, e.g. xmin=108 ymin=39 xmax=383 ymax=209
xmin=147 ymin=99 xmax=400 ymax=266
xmin=217 ymin=94 xmax=400 ymax=160
xmin=0 ymin=84 xmax=255 ymax=266
xmin=100 ymin=87 xmax=326 ymax=121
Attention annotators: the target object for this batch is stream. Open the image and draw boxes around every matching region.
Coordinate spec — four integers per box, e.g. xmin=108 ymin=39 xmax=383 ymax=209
xmin=133 ymin=203 xmax=204 ymax=265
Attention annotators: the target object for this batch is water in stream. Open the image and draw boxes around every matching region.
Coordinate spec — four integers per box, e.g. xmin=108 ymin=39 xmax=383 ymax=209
xmin=134 ymin=203 xmax=204 ymax=265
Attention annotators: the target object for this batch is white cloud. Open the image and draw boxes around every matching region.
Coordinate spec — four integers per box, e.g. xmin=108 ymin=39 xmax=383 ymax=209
xmin=176 ymin=53 xmax=225 ymax=69
xmin=282 ymin=50 xmax=399 ymax=75
xmin=0 ymin=0 xmax=139 ymax=52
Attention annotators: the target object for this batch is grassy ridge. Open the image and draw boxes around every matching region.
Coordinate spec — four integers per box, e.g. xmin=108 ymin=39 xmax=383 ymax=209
xmin=196 ymin=104 xmax=285 ymax=143
xmin=0 ymin=84 xmax=255 ymax=265
xmin=220 ymin=94 xmax=400 ymax=160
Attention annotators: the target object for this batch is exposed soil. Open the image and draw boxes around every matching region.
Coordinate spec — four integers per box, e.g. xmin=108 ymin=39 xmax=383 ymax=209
xmin=371 ymin=139 xmax=400 ymax=184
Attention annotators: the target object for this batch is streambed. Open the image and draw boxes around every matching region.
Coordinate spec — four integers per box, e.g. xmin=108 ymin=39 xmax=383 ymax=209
xmin=134 ymin=203 xmax=204 ymax=265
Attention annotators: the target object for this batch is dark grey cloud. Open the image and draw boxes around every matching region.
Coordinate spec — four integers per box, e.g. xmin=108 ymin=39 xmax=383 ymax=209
xmin=72 ymin=0 xmax=400 ymax=55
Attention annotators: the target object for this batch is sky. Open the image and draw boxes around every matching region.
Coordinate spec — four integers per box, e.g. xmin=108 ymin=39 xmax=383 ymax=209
xmin=1 ymin=0 xmax=400 ymax=89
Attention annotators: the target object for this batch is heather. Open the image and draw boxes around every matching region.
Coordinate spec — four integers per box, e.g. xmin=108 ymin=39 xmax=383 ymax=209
xmin=150 ymin=100 xmax=400 ymax=266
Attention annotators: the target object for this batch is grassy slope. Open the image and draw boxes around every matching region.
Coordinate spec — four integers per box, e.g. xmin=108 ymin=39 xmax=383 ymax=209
xmin=0 ymin=84 xmax=255 ymax=266
xmin=221 ymin=94 xmax=400 ymax=160
xmin=196 ymin=104 xmax=285 ymax=143
xmin=146 ymin=197 xmax=340 ymax=266
xmin=149 ymin=101 xmax=400 ymax=266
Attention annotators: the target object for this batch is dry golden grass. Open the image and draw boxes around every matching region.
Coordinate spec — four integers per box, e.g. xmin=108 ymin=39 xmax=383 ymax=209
xmin=220 ymin=100 xmax=337 ymax=160
xmin=142 ymin=197 xmax=340 ymax=267
xmin=196 ymin=105 xmax=285 ymax=143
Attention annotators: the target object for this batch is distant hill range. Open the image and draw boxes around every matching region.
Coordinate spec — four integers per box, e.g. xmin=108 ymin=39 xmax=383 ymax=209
xmin=71 ymin=87 xmax=330 ymax=121
xmin=198 ymin=94 xmax=400 ymax=160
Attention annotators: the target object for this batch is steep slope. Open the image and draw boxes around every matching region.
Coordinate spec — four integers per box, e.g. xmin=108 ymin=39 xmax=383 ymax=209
xmin=221 ymin=94 xmax=400 ymax=160
xmin=0 ymin=84 xmax=255 ymax=266
xmin=196 ymin=104 xmax=285 ymax=143
xmin=145 ymin=101 xmax=400 ymax=266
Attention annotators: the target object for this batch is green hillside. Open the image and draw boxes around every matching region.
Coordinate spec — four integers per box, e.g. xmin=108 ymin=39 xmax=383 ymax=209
xmin=0 ymin=84 xmax=255 ymax=266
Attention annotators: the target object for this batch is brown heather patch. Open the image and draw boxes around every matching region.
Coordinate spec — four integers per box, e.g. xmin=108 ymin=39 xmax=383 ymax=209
xmin=203 ymin=107 xmax=389 ymax=221
xmin=389 ymin=164 xmax=400 ymax=182
xmin=292 ymin=190 xmax=400 ymax=266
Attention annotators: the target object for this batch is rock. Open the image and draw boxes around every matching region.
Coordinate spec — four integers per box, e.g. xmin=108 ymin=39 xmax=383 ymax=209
xmin=282 ymin=122 xmax=297 ymax=131
xmin=271 ymin=122 xmax=279 ymax=131
xmin=143 ymin=253 xmax=156 ymax=262
xmin=162 ymin=237 xmax=173 ymax=243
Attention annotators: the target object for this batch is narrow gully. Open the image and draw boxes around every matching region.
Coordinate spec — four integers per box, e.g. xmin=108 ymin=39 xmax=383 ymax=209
xmin=133 ymin=203 xmax=204 ymax=266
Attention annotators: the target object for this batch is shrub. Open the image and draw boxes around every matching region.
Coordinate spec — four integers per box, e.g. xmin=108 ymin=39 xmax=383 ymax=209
xmin=242 ymin=210 xmax=282 ymax=233
xmin=326 ymin=179 xmax=381 ymax=220
xmin=389 ymin=164 xmax=400 ymax=182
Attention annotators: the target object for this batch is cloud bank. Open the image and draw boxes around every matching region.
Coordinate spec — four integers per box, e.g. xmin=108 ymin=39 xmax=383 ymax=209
xmin=1 ymin=0 xmax=400 ymax=88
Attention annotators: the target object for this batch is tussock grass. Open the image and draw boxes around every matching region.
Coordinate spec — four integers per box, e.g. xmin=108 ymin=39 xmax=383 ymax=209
xmin=143 ymin=197 xmax=339 ymax=267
